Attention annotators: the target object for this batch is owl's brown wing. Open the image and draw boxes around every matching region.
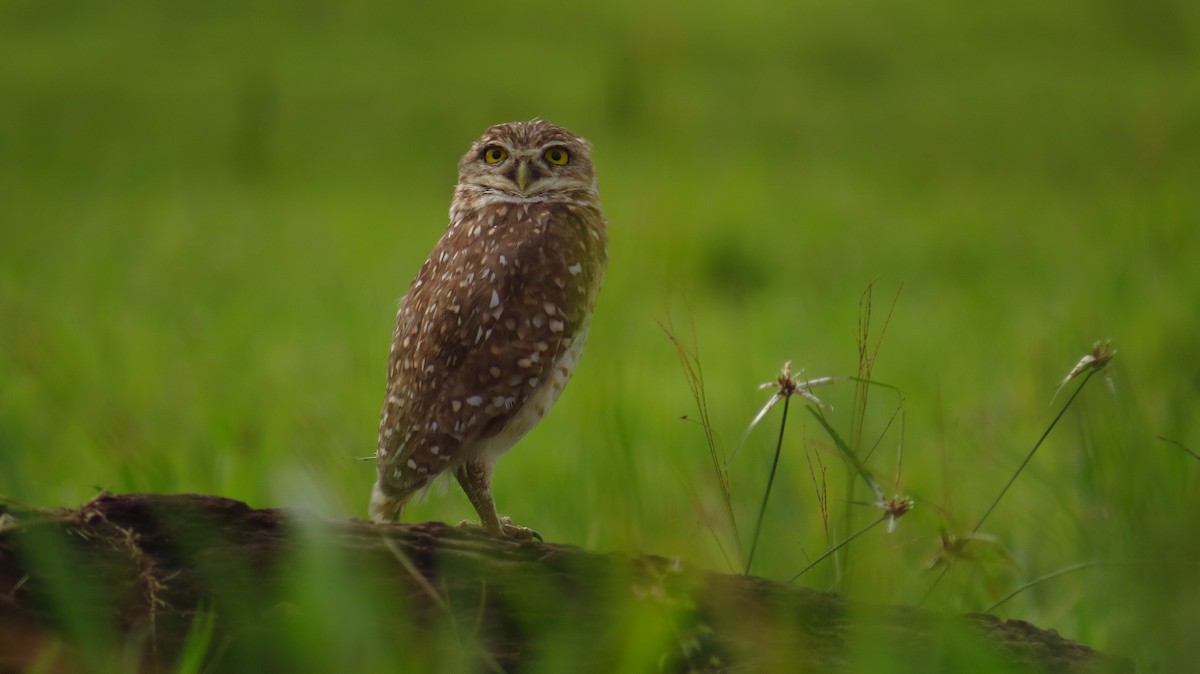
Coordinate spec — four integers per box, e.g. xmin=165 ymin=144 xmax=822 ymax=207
xmin=378 ymin=201 xmax=594 ymax=494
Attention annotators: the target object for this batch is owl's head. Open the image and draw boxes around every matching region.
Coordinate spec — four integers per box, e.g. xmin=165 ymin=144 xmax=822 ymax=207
xmin=457 ymin=120 xmax=596 ymax=197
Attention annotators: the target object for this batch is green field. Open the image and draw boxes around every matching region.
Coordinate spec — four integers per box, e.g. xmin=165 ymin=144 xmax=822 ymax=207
xmin=2 ymin=0 xmax=1198 ymax=671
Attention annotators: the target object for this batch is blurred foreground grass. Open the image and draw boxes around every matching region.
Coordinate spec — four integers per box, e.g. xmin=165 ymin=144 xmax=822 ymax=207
xmin=1 ymin=0 xmax=1197 ymax=671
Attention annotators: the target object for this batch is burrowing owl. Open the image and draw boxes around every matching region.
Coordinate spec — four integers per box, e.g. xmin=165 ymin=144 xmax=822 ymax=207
xmin=370 ymin=121 xmax=607 ymax=537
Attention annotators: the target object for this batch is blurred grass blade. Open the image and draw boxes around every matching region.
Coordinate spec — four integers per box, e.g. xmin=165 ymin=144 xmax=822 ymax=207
xmin=807 ymin=407 xmax=884 ymax=502
xmin=174 ymin=607 xmax=217 ymax=674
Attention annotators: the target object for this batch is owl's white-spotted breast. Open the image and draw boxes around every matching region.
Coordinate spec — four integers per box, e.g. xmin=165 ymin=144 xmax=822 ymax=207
xmin=370 ymin=121 xmax=607 ymax=537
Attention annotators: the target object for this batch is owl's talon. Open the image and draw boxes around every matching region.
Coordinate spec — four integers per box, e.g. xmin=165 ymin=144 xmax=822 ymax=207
xmin=499 ymin=517 xmax=542 ymax=542
xmin=456 ymin=517 xmax=541 ymax=541
xmin=501 ymin=523 xmax=542 ymax=541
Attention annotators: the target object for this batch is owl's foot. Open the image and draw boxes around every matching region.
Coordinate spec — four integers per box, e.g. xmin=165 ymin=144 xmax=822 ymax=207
xmin=500 ymin=517 xmax=543 ymax=541
xmin=457 ymin=517 xmax=542 ymax=542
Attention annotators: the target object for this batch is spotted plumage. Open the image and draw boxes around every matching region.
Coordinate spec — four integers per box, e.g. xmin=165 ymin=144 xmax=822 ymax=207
xmin=370 ymin=121 xmax=607 ymax=537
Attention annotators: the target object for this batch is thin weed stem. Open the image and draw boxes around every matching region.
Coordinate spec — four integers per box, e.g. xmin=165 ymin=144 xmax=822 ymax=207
xmin=921 ymin=369 xmax=1097 ymax=605
xmin=804 ymin=443 xmax=830 ymax=540
xmin=985 ymin=561 xmax=1112 ymax=613
xmin=788 ymin=516 xmax=885 ymax=583
xmin=972 ymin=369 xmax=1096 ymax=535
xmin=660 ymin=318 xmax=743 ymax=558
xmin=745 ymin=395 xmax=790 ymax=576
xmin=677 ymin=474 xmax=737 ymax=572
xmin=1159 ymin=436 xmax=1200 ymax=463
xmin=840 ymin=284 xmax=900 ymax=581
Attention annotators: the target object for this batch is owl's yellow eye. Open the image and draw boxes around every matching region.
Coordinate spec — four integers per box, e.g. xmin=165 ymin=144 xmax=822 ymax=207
xmin=483 ymin=147 xmax=508 ymax=164
xmin=544 ymin=147 xmax=570 ymax=165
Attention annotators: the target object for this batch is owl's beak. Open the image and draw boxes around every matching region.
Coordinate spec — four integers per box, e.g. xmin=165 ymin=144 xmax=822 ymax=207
xmin=515 ymin=160 xmax=530 ymax=192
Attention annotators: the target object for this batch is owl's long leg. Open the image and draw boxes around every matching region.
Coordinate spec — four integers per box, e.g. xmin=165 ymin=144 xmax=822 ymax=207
xmin=454 ymin=461 xmax=540 ymax=540
xmin=454 ymin=460 xmax=502 ymax=532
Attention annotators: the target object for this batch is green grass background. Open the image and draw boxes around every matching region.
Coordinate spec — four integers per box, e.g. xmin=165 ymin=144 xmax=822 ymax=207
xmin=1 ymin=0 xmax=1197 ymax=671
